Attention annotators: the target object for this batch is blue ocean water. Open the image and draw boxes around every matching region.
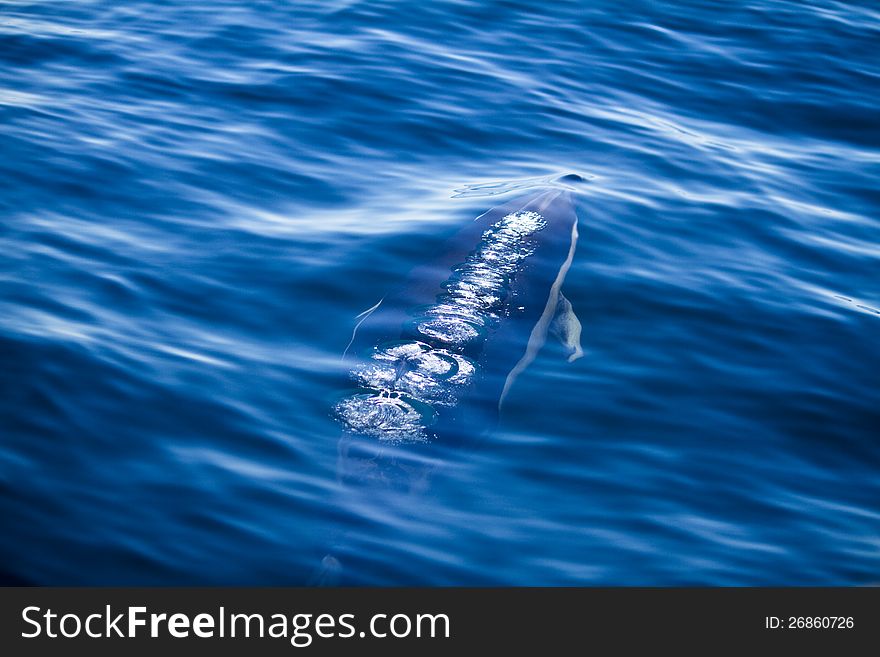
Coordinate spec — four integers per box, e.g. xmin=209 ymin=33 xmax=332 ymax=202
xmin=1 ymin=0 xmax=878 ymax=585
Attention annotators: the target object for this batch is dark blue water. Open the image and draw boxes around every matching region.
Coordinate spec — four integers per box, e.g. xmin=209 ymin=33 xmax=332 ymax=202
xmin=1 ymin=0 xmax=878 ymax=585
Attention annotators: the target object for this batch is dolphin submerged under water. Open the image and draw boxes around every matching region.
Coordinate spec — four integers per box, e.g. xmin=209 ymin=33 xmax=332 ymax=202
xmin=334 ymin=188 xmax=583 ymax=441
xmin=317 ymin=187 xmax=584 ymax=584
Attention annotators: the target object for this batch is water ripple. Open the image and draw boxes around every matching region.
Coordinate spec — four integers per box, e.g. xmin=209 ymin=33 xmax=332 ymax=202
xmin=0 ymin=0 xmax=877 ymax=585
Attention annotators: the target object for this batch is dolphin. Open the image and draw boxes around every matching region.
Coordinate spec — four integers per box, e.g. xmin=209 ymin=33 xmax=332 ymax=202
xmin=317 ymin=187 xmax=583 ymax=583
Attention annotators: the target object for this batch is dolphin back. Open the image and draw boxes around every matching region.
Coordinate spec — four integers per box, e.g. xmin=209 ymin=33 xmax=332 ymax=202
xmin=332 ymin=189 xmax=579 ymax=445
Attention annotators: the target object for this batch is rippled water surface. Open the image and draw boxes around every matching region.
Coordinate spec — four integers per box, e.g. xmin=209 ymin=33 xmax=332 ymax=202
xmin=1 ymin=0 xmax=878 ymax=585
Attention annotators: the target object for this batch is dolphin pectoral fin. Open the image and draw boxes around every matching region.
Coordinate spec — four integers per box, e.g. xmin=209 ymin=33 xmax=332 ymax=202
xmin=550 ymin=292 xmax=583 ymax=363
xmin=342 ymin=297 xmax=384 ymax=360
xmin=354 ymin=297 xmax=385 ymax=321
